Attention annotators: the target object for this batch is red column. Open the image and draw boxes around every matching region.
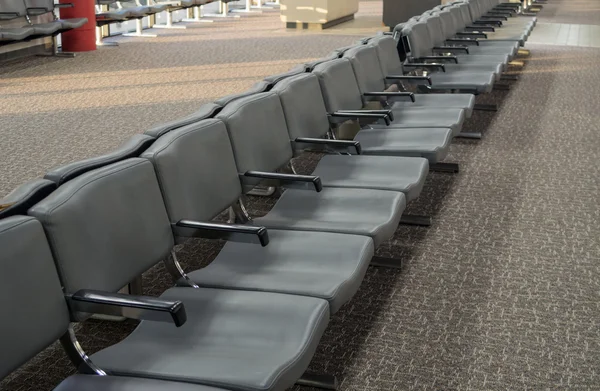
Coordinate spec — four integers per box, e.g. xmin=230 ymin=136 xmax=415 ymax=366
xmin=59 ymin=0 xmax=97 ymax=52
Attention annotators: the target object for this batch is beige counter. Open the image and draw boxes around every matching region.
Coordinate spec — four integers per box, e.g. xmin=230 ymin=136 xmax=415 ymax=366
xmin=280 ymin=0 xmax=360 ymax=29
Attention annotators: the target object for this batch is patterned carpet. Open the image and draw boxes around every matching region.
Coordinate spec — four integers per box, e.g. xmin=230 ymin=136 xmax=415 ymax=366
xmin=2 ymin=0 xmax=600 ymax=390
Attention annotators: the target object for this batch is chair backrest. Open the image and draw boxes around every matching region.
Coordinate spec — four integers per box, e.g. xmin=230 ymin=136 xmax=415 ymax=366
xmin=214 ymin=81 xmax=271 ymax=107
xmin=437 ymin=9 xmax=460 ymax=37
xmin=343 ymin=45 xmax=387 ymax=102
xmin=402 ymin=21 xmax=434 ymax=59
xmin=140 ymin=119 xmax=242 ymax=223
xmin=422 ymin=14 xmax=447 ymax=46
xmin=216 ymin=92 xmax=294 ymax=190
xmin=312 ymin=58 xmax=364 ymax=113
xmin=448 ymin=4 xmax=468 ymax=30
xmin=367 ymin=35 xmax=405 ymax=76
xmin=45 ymin=134 xmax=155 ymax=186
xmin=23 ymin=0 xmax=54 ymax=15
xmin=0 ymin=0 xmax=28 ymax=19
xmin=271 ymin=73 xmax=331 ymax=142
xmin=263 ymin=65 xmax=306 ymax=86
xmin=455 ymin=3 xmax=475 ymax=25
xmin=0 ymin=216 xmax=70 ymax=379
xmin=144 ymin=103 xmax=221 ymax=138
xmin=0 ymin=179 xmax=56 ymax=220
xmin=302 ymin=52 xmax=340 ymax=72
xmin=465 ymin=0 xmax=483 ymax=19
xmin=29 ymin=158 xmax=174 ymax=294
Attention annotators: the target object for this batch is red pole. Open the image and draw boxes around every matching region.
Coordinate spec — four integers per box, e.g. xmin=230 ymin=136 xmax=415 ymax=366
xmin=59 ymin=0 xmax=97 ymax=51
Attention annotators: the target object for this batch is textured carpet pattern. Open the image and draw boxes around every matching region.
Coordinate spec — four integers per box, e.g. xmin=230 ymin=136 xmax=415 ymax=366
xmin=2 ymin=0 xmax=600 ymax=390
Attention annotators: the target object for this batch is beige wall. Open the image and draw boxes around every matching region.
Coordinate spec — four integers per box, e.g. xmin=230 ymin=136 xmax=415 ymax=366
xmin=280 ymin=0 xmax=359 ymax=24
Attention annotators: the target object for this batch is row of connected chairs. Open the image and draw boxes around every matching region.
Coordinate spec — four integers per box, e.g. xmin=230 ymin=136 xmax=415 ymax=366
xmin=0 ymin=0 xmax=535 ymax=390
xmin=0 ymin=0 xmax=87 ymax=56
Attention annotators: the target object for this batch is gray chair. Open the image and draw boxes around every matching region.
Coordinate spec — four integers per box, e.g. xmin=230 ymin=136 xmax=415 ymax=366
xmin=214 ymin=81 xmax=271 ymax=107
xmin=145 ymin=103 xmax=221 ymax=138
xmin=272 ymin=72 xmax=430 ymax=203
xmin=0 ymin=0 xmax=35 ymax=44
xmin=471 ymin=0 xmax=536 ymax=29
xmin=312 ymin=58 xmax=457 ymax=171
xmin=422 ymin=14 xmax=511 ymax=66
xmin=141 ymin=119 xmax=376 ymax=312
xmin=433 ymin=8 xmax=519 ymax=57
xmin=400 ymin=22 xmax=499 ymax=93
xmin=263 ymin=65 xmax=306 ymax=86
xmin=0 ymin=179 xmax=56 ymax=219
xmin=367 ymin=35 xmax=477 ymax=118
xmin=0 ymin=215 xmax=225 ymax=391
xmin=28 ymin=158 xmax=331 ymax=391
xmin=44 ymin=134 xmax=155 ymax=185
xmin=342 ymin=44 xmax=474 ymax=138
xmin=215 ymin=92 xmax=407 ymax=249
xmin=444 ymin=4 xmax=527 ymax=47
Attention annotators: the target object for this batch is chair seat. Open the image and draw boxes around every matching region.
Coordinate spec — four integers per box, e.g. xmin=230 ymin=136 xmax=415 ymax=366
xmin=29 ymin=22 xmax=63 ymax=36
xmin=476 ymin=39 xmax=519 ymax=55
xmin=96 ymin=9 xmax=132 ymax=21
xmin=455 ymin=52 xmax=510 ymax=65
xmin=370 ymin=107 xmax=465 ymax=137
xmin=458 ymin=44 xmax=514 ymax=58
xmin=355 ymin=127 xmax=452 ymax=163
xmin=0 ymin=27 xmax=34 ymax=42
xmin=443 ymin=62 xmax=503 ymax=78
xmin=255 ymin=187 xmax=405 ymax=247
xmin=429 ymin=71 xmax=495 ymax=93
xmin=392 ymin=93 xmax=476 ymax=118
xmin=90 ymin=288 xmax=329 ymax=391
xmin=185 ymin=230 xmax=374 ymax=313
xmin=55 ymin=375 xmax=227 ymax=391
xmin=58 ymin=18 xmax=88 ymax=29
xmin=312 ymin=154 xmax=429 ymax=201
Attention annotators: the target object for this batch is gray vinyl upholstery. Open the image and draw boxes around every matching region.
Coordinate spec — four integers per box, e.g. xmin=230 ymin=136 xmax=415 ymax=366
xmin=263 ymin=65 xmax=306 ymax=85
xmin=216 ymin=92 xmax=294 ymax=186
xmin=354 ymin=127 xmax=453 ymax=163
xmin=141 ymin=119 xmax=242 ymax=223
xmin=45 ymin=134 xmax=155 ymax=185
xmin=271 ymin=73 xmax=331 ymax=141
xmin=55 ymin=376 xmax=230 ymax=391
xmin=254 ymin=187 xmax=406 ymax=247
xmin=343 ymin=45 xmax=387 ymax=99
xmin=0 ymin=216 xmax=70 ymax=379
xmin=0 ymin=179 xmax=56 ymax=219
xmin=90 ymin=287 xmax=330 ymax=391
xmin=142 ymin=117 xmax=374 ymax=313
xmin=186 ymin=230 xmax=374 ymax=314
xmin=214 ymin=81 xmax=271 ymax=107
xmin=273 ymin=72 xmax=429 ymax=200
xmin=144 ymin=103 xmax=221 ymax=138
xmin=312 ymin=58 xmax=364 ymax=112
xmin=29 ymin=159 xmax=174 ymax=294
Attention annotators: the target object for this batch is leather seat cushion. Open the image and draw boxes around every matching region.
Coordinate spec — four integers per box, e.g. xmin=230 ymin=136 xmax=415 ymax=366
xmin=355 ymin=127 xmax=452 ymax=163
xmin=312 ymin=154 xmax=429 ymax=202
xmin=90 ymin=288 xmax=330 ymax=391
xmin=186 ymin=230 xmax=374 ymax=313
xmin=369 ymin=107 xmax=465 ymax=136
xmin=392 ymin=93 xmax=475 ymax=118
xmin=55 ymin=375 xmax=228 ymax=391
xmin=429 ymin=71 xmax=495 ymax=93
xmin=254 ymin=187 xmax=406 ymax=247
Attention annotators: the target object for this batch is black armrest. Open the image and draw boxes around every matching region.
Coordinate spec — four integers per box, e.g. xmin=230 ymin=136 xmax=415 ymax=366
xmin=67 ymin=290 xmax=187 ymax=327
xmin=404 ymin=62 xmax=446 ymax=72
xmin=476 ymin=18 xmax=503 ymax=26
xmin=417 ymin=56 xmax=459 ymax=64
xmin=433 ymin=45 xmax=469 ymax=54
xmin=446 ymin=38 xmax=480 ymax=46
xmin=328 ymin=112 xmax=391 ymax=126
xmin=337 ymin=109 xmax=395 ymax=121
xmin=385 ymin=75 xmax=432 ymax=85
xmin=173 ymin=220 xmax=269 ymax=246
xmin=55 ymin=3 xmax=75 ymax=8
xmin=457 ymin=31 xmax=488 ymax=38
xmin=242 ymin=171 xmax=322 ymax=192
xmin=466 ymin=25 xmax=495 ymax=32
xmin=363 ymin=91 xmax=415 ymax=102
xmin=485 ymin=13 xmax=510 ymax=19
xmin=26 ymin=6 xmax=51 ymax=14
xmin=294 ymin=137 xmax=362 ymax=155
